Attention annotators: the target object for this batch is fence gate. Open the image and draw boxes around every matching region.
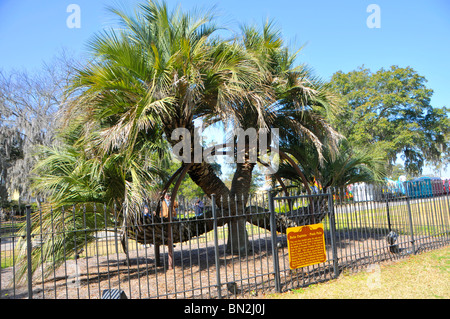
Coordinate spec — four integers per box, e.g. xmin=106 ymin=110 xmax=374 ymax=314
xmin=265 ymin=191 xmax=339 ymax=293
xmin=208 ymin=191 xmax=339 ymax=298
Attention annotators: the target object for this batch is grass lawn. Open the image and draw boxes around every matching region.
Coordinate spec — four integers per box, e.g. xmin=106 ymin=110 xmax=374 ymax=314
xmin=331 ymin=197 xmax=450 ymax=237
xmin=266 ymin=245 xmax=449 ymax=299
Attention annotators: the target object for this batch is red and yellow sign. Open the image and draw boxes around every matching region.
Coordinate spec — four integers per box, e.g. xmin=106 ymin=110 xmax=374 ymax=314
xmin=286 ymin=223 xmax=327 ymax=269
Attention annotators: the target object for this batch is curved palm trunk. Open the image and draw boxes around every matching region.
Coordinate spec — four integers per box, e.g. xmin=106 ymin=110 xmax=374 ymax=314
xmin=164 ymin=123 xmax=252 ymax=254
xmin=163 ymin=120 xmax=231 ymax=205
xmin=279 ymin=150 xmax=312 ymax=195
xmin=127 ymin=213 xmax=219 ymax=245
xmin=187 ymin=162 xmax=231 ymax=202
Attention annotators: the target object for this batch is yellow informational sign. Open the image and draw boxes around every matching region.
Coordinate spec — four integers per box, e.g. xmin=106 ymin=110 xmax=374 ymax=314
xmin=286 ymin=223 xmax=327 ymax=269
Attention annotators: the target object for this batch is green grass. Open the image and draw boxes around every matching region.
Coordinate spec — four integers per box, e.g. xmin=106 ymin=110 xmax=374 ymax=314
xmin=331 ymin=198 xmax=450 ymax=235
xmin=274 ymin=202 xmax=308 ymax=213
xmin=266 ymin=245 xmax=450 ymax=299
xmin=1 ymin=256 xmax=14 ymax=269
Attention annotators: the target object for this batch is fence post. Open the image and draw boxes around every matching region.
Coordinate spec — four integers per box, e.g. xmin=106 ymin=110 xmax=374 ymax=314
xmin=25 ymin=205 xmax=33 ymax=299
xmin=385 ymin=188 xmax=392 ymax=232
xmin=267 ymin=191 xmax=281 ymax=293
xmin=211 ymin=194 xmax=222 ymax=299
xmin=327 ymin=189 xmax=340 ymax=278
xmin=405 ymin=195 xmax=416 ymax=254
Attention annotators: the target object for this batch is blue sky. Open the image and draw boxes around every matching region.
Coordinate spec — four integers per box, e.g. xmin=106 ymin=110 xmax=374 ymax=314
xmin=1 ymin=0 xmax=449 ymax=176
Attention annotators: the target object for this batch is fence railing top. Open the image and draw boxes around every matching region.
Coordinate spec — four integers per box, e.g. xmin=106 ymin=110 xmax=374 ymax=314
xmin=272 ymin=193 xmax=330 ymax=201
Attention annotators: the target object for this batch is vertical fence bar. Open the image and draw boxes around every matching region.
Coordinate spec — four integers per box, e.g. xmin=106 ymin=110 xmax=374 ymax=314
xmin=25 ymin=205 xmax=33 ymax=299
xmin=405 ymin=195 xmax=416 ymax=254
xmin=267 ymin=191 xmax=281 ymax=293
xmin=385 ymin=196 xmax=392 ymax=232
xmin=211 ymin=194 xmax=222 ymax=299
xmin=327 ymin=190 xmax=339 ymax=278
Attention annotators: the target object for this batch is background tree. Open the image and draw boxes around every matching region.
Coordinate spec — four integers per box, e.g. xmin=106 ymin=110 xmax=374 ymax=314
xmin=328 ymin=65 xmax=450 ymax=177
xmin=0 ymin=52 xmax=76 ymax=204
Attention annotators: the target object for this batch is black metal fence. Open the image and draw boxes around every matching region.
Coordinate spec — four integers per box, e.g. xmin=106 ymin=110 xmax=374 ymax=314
xmin=1 ymin=181 xmax=449 ymax=299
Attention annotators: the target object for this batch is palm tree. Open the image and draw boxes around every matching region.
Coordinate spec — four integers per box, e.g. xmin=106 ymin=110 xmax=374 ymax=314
xmin=19 ymin=0 xmax=342 ymax=278
xmin=63 ymin=0 xmax=272 ymax=256
xmin=277 ymin=136 xmax=387 ymax=191
xmin=65 ymin=1 xmax=340 ymax=250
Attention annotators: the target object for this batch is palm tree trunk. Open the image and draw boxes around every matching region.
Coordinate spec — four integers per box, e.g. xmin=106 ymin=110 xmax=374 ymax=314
xmin=167 ymin=162 xmax=192 ymax=269
xmin=279 ymin=150 xmax=312 ymax=194
xmin=227 ymin=161 xmax=255 ymax=254
xmin=187 ymin=162 xmax=231 ymax=203
xmin=165 ymin=127 xmax=253 ymax=254
xmin=187 ymin=158 xmax=255 ymax=255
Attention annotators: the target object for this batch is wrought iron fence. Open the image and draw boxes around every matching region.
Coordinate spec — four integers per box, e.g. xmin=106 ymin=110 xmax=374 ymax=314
xmin=1 ymin=180 xmax=449 ymax=299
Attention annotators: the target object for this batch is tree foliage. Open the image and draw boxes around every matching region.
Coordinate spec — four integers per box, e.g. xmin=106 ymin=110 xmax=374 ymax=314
xmin=0 ymin=53 xmax=76 ymax=202
xmin=329 ymin=65 xmax=450 ymax=176
xmin=278 ymin=137 xmax=386 ymax=189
